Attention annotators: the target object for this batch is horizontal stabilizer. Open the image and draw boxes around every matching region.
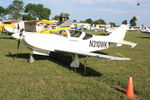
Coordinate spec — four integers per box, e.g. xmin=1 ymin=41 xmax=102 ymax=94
xmin=118 ymin=40 xmax=137 ymax=48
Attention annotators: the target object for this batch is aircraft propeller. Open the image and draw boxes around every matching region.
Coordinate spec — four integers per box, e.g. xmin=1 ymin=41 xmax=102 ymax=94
xmin=17 ymin=29 xmax=24 ymax=51
xmin=17 ymin=38 xmax=21 ymax=51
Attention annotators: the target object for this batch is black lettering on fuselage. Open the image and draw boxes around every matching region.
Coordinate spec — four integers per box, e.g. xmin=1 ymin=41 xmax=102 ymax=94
xmin=89 ymin=40 xmax=108 ymax=48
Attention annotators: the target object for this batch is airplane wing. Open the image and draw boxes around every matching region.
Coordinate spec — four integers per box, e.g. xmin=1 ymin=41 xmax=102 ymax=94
xmin=55 ymin=50 xmax=130 ymax=61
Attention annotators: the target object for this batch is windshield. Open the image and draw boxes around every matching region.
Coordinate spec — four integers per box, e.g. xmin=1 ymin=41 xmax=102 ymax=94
xmin=69 ymin=30 xmax=82 ymax=38
xmin=83 ymin=33 xmax=93 ymax=40
xmin=54 ymin=30 xmax=67 ymax=37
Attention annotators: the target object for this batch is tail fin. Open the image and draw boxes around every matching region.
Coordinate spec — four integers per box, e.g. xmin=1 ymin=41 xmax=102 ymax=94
xmin=107 ymin=25 xmax=137 ymax=48
xmin=108 ymin=25 xmax=128 ymax=42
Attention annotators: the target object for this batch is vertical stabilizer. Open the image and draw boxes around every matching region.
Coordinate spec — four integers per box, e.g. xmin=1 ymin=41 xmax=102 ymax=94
xmin=108 ymin=25 xmax=128 ymax=42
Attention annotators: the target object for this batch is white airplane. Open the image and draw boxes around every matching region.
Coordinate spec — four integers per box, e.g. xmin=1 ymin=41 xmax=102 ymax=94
xmin=105 ymin=27 xmax=114 ymax=33
xmin=141 ymin=27 xmax=150 ymax=33
xmin=12 ymin=25 xmax=137 ymax=68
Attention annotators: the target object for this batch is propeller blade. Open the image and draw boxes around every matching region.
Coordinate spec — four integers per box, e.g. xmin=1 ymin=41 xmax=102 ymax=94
xmin=17 ymin=39 xmax=20 ymax=51
xmin=17 ymin=24 xmax=20 ymax=29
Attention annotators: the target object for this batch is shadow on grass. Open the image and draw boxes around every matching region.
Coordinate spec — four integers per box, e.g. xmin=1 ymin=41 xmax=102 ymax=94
xmin=114 ymin=86 xmax=126 ymax=94
xmin=6 ymin=52 xmax=102 ymax=77
xmin=141 ymin=32 xmax=150 ymax=35
xmin=0 ymin=37 xmax=14 ymax=39
xmin=138 ymin=36 xmax=150 ymax=39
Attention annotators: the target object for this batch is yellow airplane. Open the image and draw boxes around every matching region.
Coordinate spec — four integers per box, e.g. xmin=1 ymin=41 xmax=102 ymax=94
xmin=40 ymin=26 xmax=71 ymax=33
xmin=0 ymin=24 xmax=15 ymax=32
xmin=4 ymin=20 xmax=72 ymax=34
xmin=0 ymin=20 xmax=19 ymax=34
xmin=25 ymin=20 xmax=71 ymax=34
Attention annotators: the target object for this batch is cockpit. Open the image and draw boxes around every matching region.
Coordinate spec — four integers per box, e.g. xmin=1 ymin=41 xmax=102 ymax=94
xmin=54 ymin=30 xmax=93 ymax=40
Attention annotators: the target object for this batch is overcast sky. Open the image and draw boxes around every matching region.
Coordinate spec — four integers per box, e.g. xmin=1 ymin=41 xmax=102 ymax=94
xmin=1 ymin=0 xmax=150 ymax=26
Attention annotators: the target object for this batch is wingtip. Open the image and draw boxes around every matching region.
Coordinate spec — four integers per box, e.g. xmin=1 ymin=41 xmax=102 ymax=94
xmin=110 ymin=57 xmax=130 ymax=61
xmin=131 ymin=43 xmax=137 ymax=48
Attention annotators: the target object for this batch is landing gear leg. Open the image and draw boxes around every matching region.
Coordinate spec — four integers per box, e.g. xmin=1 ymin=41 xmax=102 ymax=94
xmin=28 ymin=52 xmax=35 ymax=63
xmin=70 ymin=54 xmax=80 ymax=68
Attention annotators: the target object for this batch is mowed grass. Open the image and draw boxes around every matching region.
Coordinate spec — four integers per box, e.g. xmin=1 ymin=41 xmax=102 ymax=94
xmin=0 ymin=31 xmax=149 ymax=100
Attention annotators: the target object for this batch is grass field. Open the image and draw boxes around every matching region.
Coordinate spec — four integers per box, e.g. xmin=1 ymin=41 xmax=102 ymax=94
xmin=0 ymin=31 xmax=150 ymax=100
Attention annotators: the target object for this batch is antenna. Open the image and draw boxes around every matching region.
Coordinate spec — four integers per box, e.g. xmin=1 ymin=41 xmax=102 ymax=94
xmin=136 ymin=3 xmax=140 ymax=26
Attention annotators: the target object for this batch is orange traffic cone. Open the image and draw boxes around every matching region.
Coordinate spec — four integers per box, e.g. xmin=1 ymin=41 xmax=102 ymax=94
xmin=126 ymin=77 xmax=135 ymax=98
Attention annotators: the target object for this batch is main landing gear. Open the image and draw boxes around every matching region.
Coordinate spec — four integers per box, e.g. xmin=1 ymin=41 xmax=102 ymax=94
xmin=27 ymin=52 xmax=87 ymax=74
xmin=70 ymin=54 xmax=80 ymax=68
xmin=70 ymin=54 xmax=88 ymax=74
xmin=28 ymin=52 xmax=35 ymax=63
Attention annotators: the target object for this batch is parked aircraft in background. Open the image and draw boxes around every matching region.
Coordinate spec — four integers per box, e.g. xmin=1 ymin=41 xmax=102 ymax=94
xmin=4 ymin=20 xmax=72 ymax=34
xmin=140 ymin=27 xmax=150 ymax=33
xmin=0 ymin=24 xmax=15 ymax=33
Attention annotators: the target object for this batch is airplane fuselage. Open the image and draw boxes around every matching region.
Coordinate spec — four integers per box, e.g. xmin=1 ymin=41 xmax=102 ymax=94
xmin=23 ymin=32 xmax=110 ymax=55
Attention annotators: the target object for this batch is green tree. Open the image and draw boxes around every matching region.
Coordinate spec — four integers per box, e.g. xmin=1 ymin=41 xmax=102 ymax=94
xmin=22 ymin=14 xmax=35 ymax=20
xmin=122 ymin=20 xmax=128 ymax=25
xmin=84 ymin=18 xmax=93 ymax=24
xmin=7 ymin=0 xmax=24 ymax=20
xmin=80 ymin=20 xmax=84 ymax=23
xmin=60 ymin=13 xmax=70 ymax=17
xmin=0 ymin=6 xmax=8 ymax=20
xmin=130 ymin=16 xmax=137 ymax=26
xmin=109 ymin=22 xmax=116 ymax=27
xmin=52 ymin=15 xmax=60 ymax=20
xmin=39 ymin=8 xmax=51 ymax=19
xmin=73 ymin=19 xmax=77 ymax=22
xmin=24 ymin=3 xmax=51 ymax=20
xmin=93 ymin=19 xmax=106 ymax=25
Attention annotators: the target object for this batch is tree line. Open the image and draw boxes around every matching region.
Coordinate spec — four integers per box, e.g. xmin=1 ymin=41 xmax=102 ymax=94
xmin=79 ymin=17 xmax=137 ymax=27
xmin=0 ymin=0 xmax=51 ymax=20
xmin=0 ymin=0 xmax=137 ymax=26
